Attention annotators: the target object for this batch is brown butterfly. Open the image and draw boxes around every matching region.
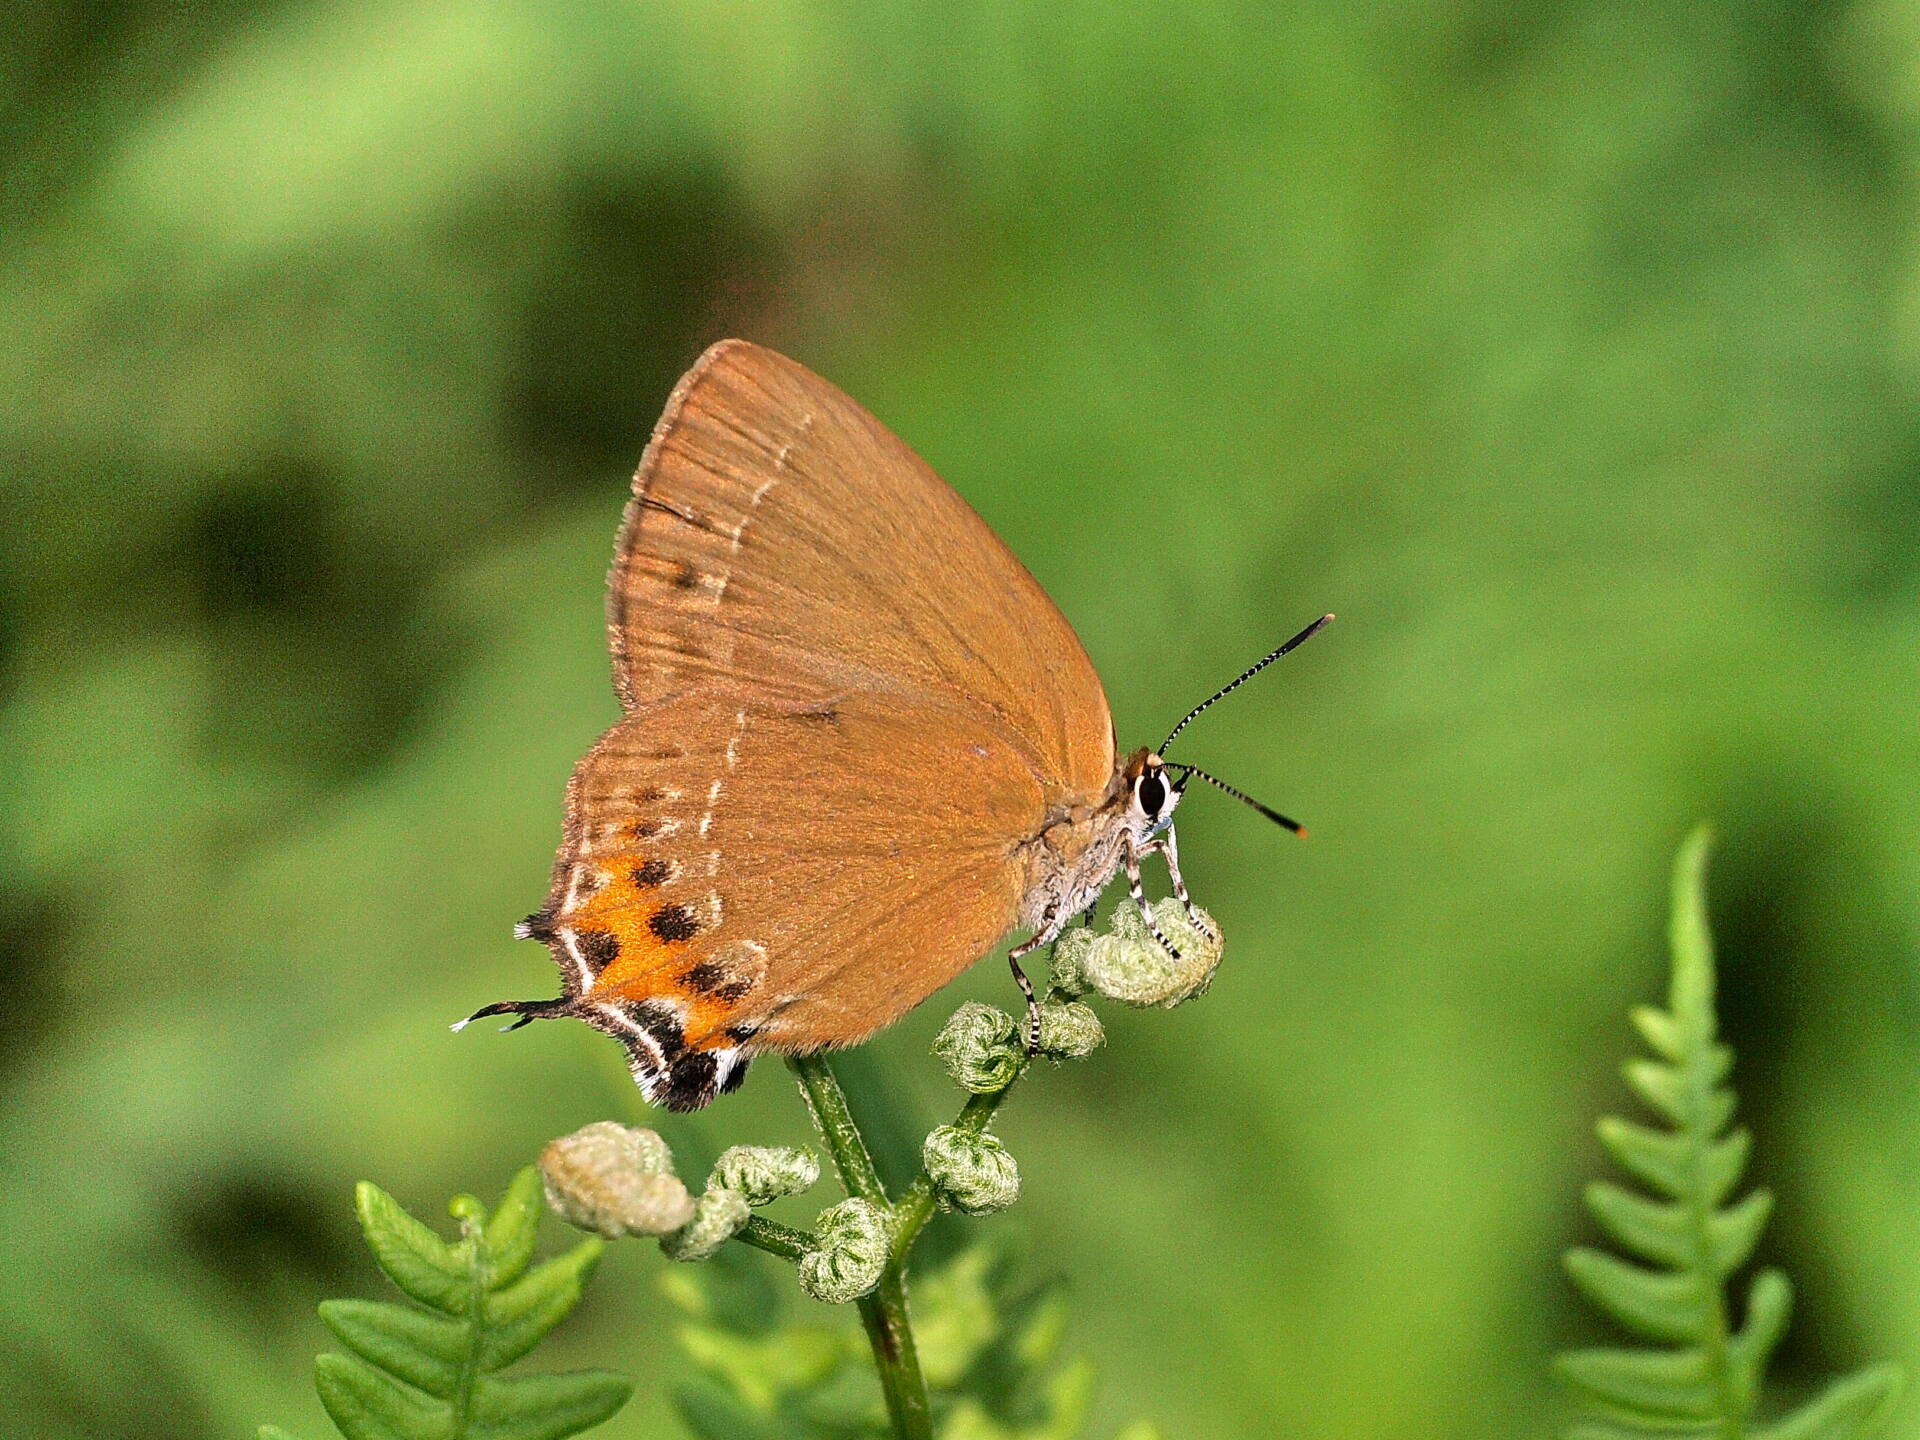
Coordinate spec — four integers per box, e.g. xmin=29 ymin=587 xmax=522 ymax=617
xmin=461 ymin=341 xmax=1329 ymax=1109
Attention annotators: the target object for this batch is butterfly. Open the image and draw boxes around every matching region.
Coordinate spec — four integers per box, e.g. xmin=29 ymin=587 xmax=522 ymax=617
xmin=461 ymin=340 xmax=1329 ymax=1109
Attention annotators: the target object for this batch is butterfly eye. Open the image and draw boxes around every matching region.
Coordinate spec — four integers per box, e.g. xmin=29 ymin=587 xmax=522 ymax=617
xmin=1136 ymin=771 xmax=1167 ymax=818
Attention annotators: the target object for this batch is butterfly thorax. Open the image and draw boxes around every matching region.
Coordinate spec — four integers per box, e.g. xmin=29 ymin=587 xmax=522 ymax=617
xmin=1015 ymin=747 xmax=1172 ymax=943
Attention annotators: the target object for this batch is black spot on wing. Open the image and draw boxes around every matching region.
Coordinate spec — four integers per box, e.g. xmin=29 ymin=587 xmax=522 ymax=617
xmin=633 ymin=858 xmax=674 ymax=888
xmin=648 ymin=903 xmax=701 ymax=944
xmin=682 ymin=961 xmax=752 ymax=1003
xmin=656 ymin=1050 xmax=720 ymax=1111
xmin=575 ymin=930 xmax=621 ymax=976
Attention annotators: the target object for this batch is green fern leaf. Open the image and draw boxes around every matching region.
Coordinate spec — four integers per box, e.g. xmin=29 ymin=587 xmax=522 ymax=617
xmin=313 ymin=1350 xmax=447 ymax=1440
xmin=669 ymin=1379 xmax=783 ymax=1440
xmin=1554 ymin=828 xmax=1900 ymax=1439
xmin=272 ymin=1167 xmax=630 ymax=1440
xmin=320 ymin=1299 xmax=467 ymax=1396
xmin=1595 ymin=1116 xmax=1696 ymax=1197
xmin=1554 ymin=1345 xmax=1717 ymax=1420
xmin=1563 ymin=1250 xmax=1711 ymax=1343
xmin=1753 ymin=1367 xmax=1903 ymax=1440
xmin=1583 ymin=1183 xmax=1692 ymax=1269
xmin=1727 ymin=1271 xmax=1793 ymax=1398
xmin=484 ymin=1167 xmax=546 ymax=1289
xmin=661 ymin=1242 xmax=1158 ymax=1440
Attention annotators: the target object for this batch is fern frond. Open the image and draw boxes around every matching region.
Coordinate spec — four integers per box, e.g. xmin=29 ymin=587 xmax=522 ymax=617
xmin=1555 ymin=828 xmax=1900 ymax=1439
xmin=283 ymin=1167 xmax=631 ymax=1440
xmin=662 ymin=1243 xmax=1153 ymax=1439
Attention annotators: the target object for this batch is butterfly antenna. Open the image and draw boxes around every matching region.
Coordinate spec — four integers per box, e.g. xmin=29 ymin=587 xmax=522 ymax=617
xmin=1165 ymin=762 xmax=1307 ymax=837
xmin=1161 ymin=613 xmax=1334 ymax=754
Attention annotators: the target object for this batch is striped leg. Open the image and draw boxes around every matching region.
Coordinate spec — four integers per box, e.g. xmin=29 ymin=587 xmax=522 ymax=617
xmin=1007 ymin=931 xmax=1047 ymax=1054
xmin=1125 ymin=838 xmax=1183 ymax=961
xmin=1146 ymin=826 xmax=1217 ymax=938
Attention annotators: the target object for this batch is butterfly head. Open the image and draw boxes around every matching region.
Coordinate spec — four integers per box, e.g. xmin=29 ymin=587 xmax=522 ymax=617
xmin=1121 ymin=749 xmax=1181 ymax=841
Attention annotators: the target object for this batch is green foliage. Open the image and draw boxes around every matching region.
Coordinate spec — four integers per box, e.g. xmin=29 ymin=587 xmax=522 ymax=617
xmin=1555 ymin=831 xmax=1901 ymax=1440
xmin=266 ymin=1169 xmax=631 ymax=1440
xmin=661 ymin=1244 xmax=1148 ymax=1440
xmin=534 ymin=1038 xmax=1134 ymax=1436
xmin=9 ymin=1 xmax=1920 ymax=1435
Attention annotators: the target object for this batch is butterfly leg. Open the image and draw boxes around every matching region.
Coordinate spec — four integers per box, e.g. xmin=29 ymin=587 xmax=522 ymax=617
xmin=1125 ymin=838 xmax=1184 ymax=962
xmin=1006 ymin=935 xmax=1047 ymax=1055
xmin=1145 ymin=826 xmax=1218 ymax=939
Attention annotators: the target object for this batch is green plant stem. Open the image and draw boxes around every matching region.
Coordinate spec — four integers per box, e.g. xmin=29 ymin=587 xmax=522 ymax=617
xmin=858 ymin=1271 xmax=934 ymax=1440
xmin=785 ymin=1054 xmax=934 ymax=1440
xmin=450 ymin=1199 xmax=489 ymax=1435
xmin=1679 ymin=1037 xmax=1742 ymax=1430
xmin=788 ymin=1053 xmax=889 ymax=1205
xmin=734 ymin=1216 xmax=816 ymax=1261
xmin=1666 ymin=832 xmax=1744 ymax=1436
xmin=1688 ymin=1144 xmax=1741 ymax=1435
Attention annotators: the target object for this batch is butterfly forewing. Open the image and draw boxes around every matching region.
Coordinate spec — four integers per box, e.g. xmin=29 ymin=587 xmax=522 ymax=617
xmin=608 ymin=342 xmax=1114 ymax=793
xmin=519 ymin=341 xmax=1118 ymax=1107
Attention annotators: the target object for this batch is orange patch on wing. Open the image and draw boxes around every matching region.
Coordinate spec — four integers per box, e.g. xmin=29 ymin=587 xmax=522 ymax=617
xmin=561 ymin=855 xmax=700 ymax=984
xmin=666 ymin=938 xmax=769 ymax=1046
xmin=676 ymin=994 xmax=748 ymax=1049
xmin=558 ymin=851 xmax=758 ymax=1048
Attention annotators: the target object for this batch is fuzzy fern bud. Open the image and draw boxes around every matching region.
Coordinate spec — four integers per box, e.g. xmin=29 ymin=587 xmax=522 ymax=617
xmin=539 ymin=1121 xmax=695 ymax=1238
xmin=1036 ymin=999 xmax=1104 ymax=1059
xmin=659 ymin=1188 xmax=751 ymax=1262
xmin=796 ymin=1198 xmax=891 ymax=1303
xmin=933 ymin=1001 xmax=1022 ymax=1093
xmin=923 ymin=1125 xmax=1021 ymax=1216
xmin=1050 ymin=900 xmax=1222 ymax=1007
xmin=708 ymin=1145 xmax=821 ymax=1206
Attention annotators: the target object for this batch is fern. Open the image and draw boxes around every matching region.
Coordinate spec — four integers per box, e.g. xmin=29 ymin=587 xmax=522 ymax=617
xmin=661 ymin=1242 xmax=1157 ymax=1440
xmin=1554 ymin=828 xmax=1900 ymax=1440
xmin=262 ymin=1168 xmax=632 ymax=1440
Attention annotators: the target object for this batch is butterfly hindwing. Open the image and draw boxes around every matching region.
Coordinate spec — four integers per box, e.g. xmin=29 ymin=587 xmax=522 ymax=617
xmin=512 ymin=690 xmax=1040 ymax=1106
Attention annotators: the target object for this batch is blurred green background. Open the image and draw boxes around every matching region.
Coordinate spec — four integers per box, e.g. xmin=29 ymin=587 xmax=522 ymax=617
xmin=7 ymin=1 xmax=1920 ymax=1436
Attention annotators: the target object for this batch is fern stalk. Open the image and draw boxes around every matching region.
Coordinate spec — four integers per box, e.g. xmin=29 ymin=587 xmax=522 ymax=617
xmin=1555 ymin=827 xmax=1899 ymax=1440
xmin=787 ymin=1053 xmax=936 ymax=1440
